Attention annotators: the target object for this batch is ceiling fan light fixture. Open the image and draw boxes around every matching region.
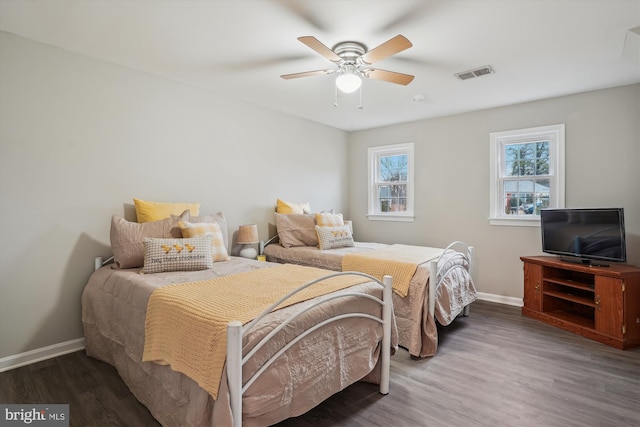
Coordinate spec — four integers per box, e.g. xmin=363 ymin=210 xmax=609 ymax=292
xmin=336 ymin=72 xmax=361 ymax=93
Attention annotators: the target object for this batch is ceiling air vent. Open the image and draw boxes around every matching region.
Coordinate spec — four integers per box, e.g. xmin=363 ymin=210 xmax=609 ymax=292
xmin=455 ymin=65 xmax=494 ymax=80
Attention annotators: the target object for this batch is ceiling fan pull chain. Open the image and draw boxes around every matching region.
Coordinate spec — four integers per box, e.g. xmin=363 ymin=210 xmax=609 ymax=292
xmin=358 ymin=85 xmax=364 ymax=110
xmin=334 ymin=84 xmax=339 ymax=107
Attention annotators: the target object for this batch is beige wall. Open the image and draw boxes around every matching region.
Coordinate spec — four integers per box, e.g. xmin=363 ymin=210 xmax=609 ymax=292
xmin=0 ymin=32 xmax=349 ymax=359
xmin=348 ymin=84 xmax=640 ymax=299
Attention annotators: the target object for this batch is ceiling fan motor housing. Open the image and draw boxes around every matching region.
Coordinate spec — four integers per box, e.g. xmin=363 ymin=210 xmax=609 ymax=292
xmin=332 ymin=41 xmax=367 ymax=64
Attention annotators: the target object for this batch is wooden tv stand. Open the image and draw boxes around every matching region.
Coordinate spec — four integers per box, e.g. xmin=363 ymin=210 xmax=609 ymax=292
xmin=521 ymin=256 xmax=640 ymax=349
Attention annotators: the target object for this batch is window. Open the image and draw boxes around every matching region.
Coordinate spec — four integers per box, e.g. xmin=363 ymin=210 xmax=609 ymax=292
xmin=489 ymin=124 xmax=565 ymax=226
xmin=368 ymin=142 xmax=414 ymax=221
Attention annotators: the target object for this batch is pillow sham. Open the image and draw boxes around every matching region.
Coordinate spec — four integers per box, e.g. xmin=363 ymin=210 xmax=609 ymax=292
xmin=275 ymin=213 xmax=317 ymax=248
xmin=315 ymin=225 xmax=354 ymax=250
xmin=110 ymin=214 xmax=183 ymax=269
xmin=142 ymin=235 xmax=214 ymax=274
xmin=178 ymin=220 xmax=230 ymax=262
xmin=276 ymin=199 xmax=311 ymax=215
xmin=134 ymin=198 xmax=201 ymax=223
xmin=315 ymin=212 xmax=344 ymax=227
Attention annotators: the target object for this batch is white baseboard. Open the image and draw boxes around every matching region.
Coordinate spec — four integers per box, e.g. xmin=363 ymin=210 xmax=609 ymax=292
xmin=0 ymin=338 xmax=85 ymax=373
xmin=476 ymin=292 xmax=523 ymax=307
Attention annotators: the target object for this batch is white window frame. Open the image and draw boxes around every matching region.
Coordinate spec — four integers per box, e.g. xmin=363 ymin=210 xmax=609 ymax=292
xmin=489 ymin=124 xmax=565 ymax=227
xmin=367 ymin=142 xmax=415 ymax=222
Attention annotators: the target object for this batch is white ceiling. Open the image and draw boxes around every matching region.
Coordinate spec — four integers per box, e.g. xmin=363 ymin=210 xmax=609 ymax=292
xmin=1 ymin=0 xmax=639 ymax=131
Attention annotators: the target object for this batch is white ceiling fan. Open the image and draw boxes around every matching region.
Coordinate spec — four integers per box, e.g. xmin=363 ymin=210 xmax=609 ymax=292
xmin=281 ymin=35 xmax=415 ymax=94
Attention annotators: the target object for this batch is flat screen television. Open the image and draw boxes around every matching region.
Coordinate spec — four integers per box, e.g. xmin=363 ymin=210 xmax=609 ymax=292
xmin=540 ymin=208 xmax=627 ymax=266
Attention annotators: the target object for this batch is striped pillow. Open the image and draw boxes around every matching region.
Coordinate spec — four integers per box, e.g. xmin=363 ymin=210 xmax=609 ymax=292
xmin=178 ymin=221 xmax=230 ymax=262
xmin=142 ymin=236 xmax=214 ymax=274
xmin=315 ymin=225 xmax=354 ymax=250
xmin=316 ymin=212 xmax=344 ymax=227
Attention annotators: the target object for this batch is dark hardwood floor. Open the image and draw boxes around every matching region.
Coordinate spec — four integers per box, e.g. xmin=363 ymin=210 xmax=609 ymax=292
xmin=2 ymin=301 xmax=639 ymax=426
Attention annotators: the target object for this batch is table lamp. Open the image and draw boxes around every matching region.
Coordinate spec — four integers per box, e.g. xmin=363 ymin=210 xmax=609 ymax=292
xmin=237 ymin=224 xmax=259 ymax=259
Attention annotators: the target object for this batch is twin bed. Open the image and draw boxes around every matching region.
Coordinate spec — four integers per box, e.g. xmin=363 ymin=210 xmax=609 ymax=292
xmin=82 ymin=211 xmax=396 ymax=427
xmin=264 ymin=240 xmax=477 ymax=357
xmin=81 ymin=207 xmax=476 ymax=426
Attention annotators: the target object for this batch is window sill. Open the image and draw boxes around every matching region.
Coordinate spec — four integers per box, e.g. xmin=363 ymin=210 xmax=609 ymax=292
xmin=489 ymin=216 xmax=540 ymax=227
xmin=367 ymin=214 xmax=415 ymax=222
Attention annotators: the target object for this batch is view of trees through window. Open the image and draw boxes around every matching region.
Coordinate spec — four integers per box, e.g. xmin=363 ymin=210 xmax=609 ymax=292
xmin=377 ymin=154 xmax=408 ymax=212
xmin=502 ymin=141 xmax=550 ymax=215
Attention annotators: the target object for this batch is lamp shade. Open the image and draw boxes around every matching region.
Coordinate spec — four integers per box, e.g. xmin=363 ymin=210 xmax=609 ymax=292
xmin=237 ymin=224 xmax=259 ymax=244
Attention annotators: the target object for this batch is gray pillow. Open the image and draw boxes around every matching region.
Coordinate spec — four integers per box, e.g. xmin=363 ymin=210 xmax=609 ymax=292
xmin=110 ymin=214 xmax=183 ymax=269
xmin=275 ymin=213 xmax=317 ymax=248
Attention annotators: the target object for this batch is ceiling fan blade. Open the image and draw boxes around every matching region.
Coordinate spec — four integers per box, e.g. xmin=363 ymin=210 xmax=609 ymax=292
xmin=365 ymin=69 xmax=415 ymax=85
xmin=297 ymin=36 xmax=342 ymax=63
xmin=360 ymin=35 xmax=413 ymax=65
xmin=280 ymin=69 xmax=334 ymax=80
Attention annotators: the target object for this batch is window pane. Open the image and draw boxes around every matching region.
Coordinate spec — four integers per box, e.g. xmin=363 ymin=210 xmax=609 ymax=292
xmin=504 ymin=142 xmax=549 ymax=177
xmin=504 ymin=161 xmax=517 ymax=177
xmin=535 ymin=142 xmax=550 ymax=175
xmin=378 ymin=184 xmax=407 ymax=212
xmin=502 ymin=179 xmax=539 ymax=215
xmin=505 ymin=146 xmax=519 ymax=162
xmin=533 ymin=179 xmax=550 ymax=214
xmin=378 ymin=154 xmax=408 ymax=182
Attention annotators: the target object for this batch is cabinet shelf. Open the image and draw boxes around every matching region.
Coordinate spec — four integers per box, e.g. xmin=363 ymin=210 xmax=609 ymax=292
xmin=543 ymin=278 xmax=594 ymax=292
xmin=543 ymin=290 xmax=595 ymax=307
xmin=521 ymin=256 xmax=640 ymax=350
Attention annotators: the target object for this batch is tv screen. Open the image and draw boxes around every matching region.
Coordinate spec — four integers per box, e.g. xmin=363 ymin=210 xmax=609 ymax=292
xmin=540 ymin=208 xmax=626 ymax=264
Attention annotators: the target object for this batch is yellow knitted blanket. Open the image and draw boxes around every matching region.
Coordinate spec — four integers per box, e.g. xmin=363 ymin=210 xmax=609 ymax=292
xmin=142 ymin=264 xmax=369 ymax=399
xmin=342 ymin=244 xmax=444 ymax=297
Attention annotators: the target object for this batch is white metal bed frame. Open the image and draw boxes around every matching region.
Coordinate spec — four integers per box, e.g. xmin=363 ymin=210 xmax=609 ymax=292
xmin=93 ymin=257 xmax=393 ymax=427
xmin=227 ymin=272 xmax=392 ymax=427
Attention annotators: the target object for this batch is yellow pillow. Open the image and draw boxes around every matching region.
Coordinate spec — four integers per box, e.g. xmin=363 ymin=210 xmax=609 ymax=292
xmin=316 ymin=212 xmax=344 ymax=227
xmin=134 ymin=198 xmax=200 ymax=223
xmin=276 ymin=199 xmax=311 ymax=215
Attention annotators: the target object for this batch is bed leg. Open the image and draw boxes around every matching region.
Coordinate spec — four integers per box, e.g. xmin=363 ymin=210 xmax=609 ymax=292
xmin=463 ymin=305 xmax=470 ymax=317
xmin=380 ymin=275 xmax=392 ymax=395
xmin=227 ymin=320 xmax=243 ymax=427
